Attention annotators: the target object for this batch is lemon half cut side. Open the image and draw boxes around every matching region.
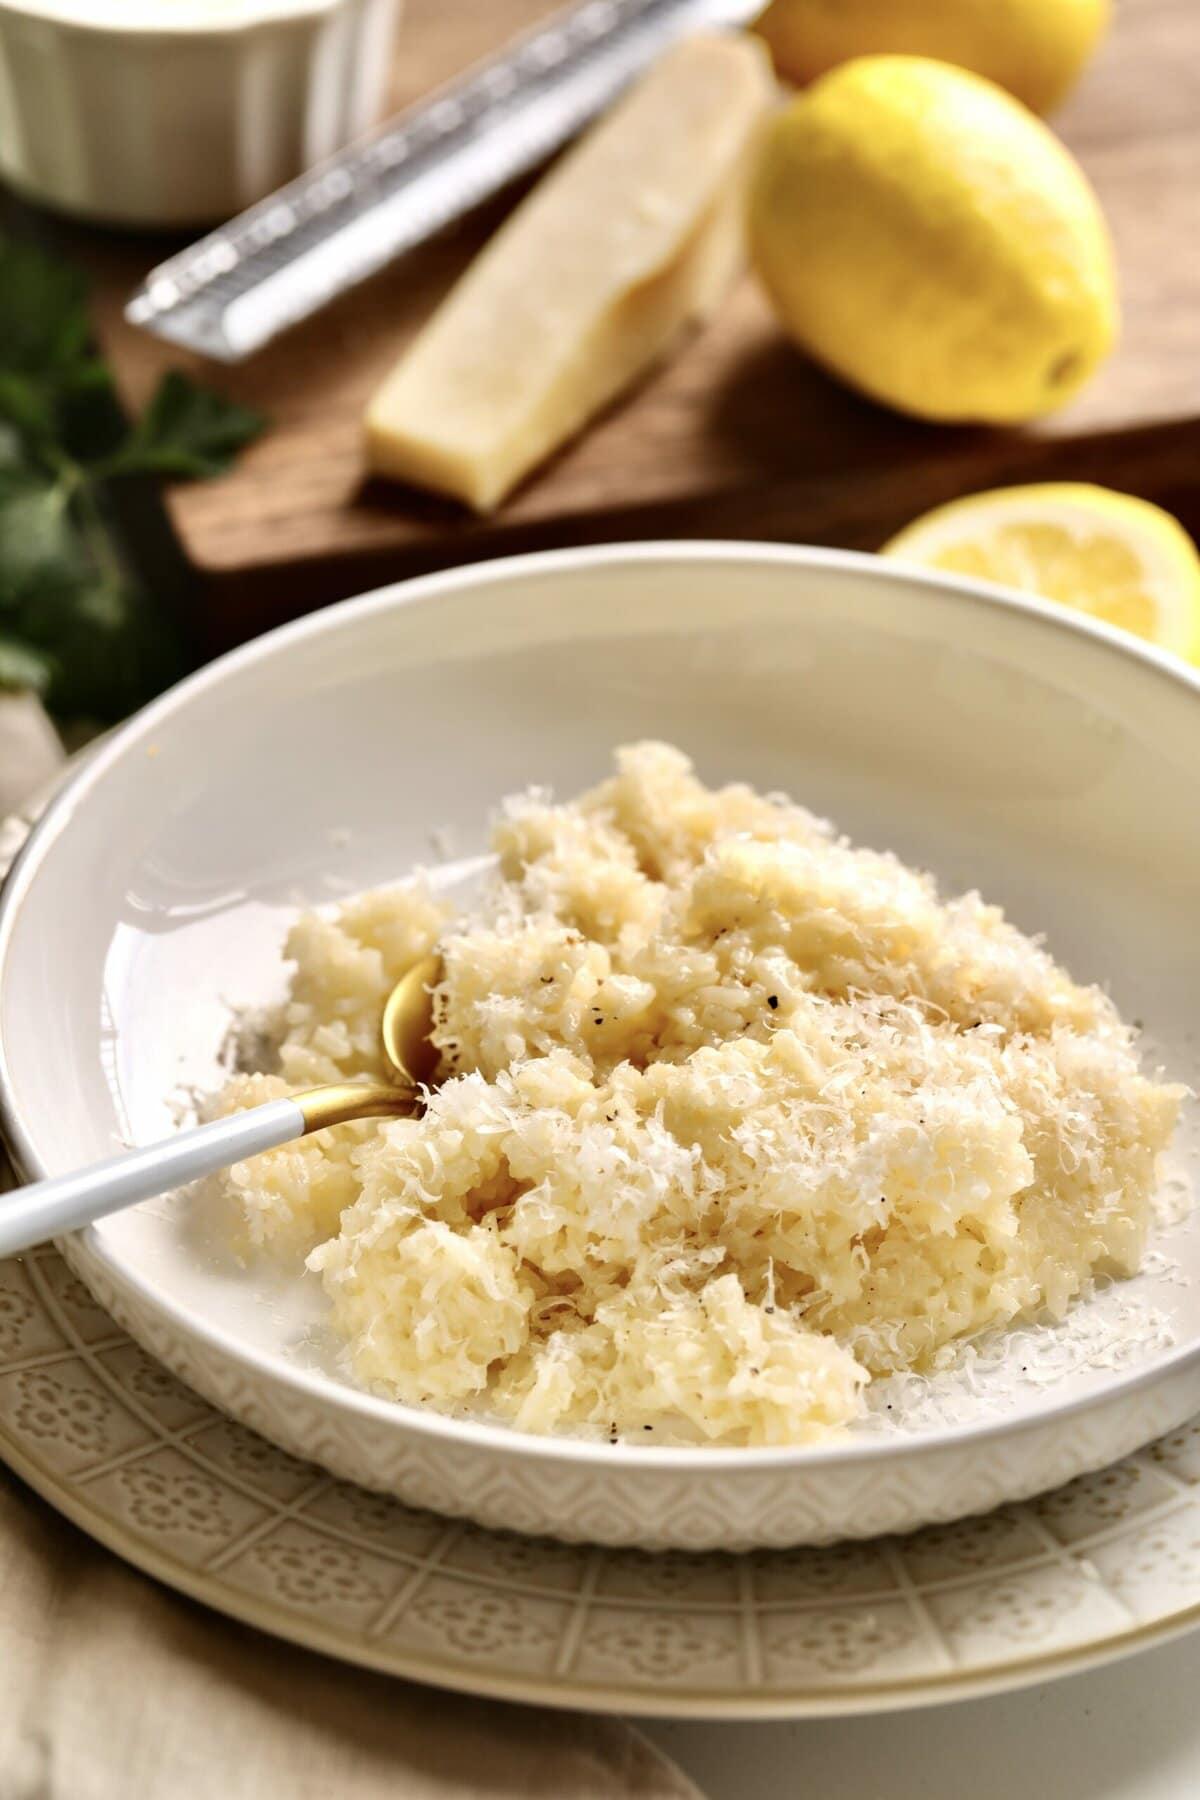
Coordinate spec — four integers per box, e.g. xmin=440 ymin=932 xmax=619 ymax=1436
xmin=884 ymin=483 xmax=1200 ymax=662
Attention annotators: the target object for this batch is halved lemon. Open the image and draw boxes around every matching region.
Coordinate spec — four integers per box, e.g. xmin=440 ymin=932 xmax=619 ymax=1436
xmin=883 ymin=483 xmax=1200 ymax=662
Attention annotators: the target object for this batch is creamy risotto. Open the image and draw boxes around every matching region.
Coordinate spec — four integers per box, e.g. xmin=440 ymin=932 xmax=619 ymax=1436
xmin=206 ymin=743 xmax=1183 ymax=1446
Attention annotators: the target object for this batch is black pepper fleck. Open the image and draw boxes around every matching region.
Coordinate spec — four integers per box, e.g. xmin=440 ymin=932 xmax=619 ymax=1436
xmin=767 ymin=995 xmax=779 ymax=1010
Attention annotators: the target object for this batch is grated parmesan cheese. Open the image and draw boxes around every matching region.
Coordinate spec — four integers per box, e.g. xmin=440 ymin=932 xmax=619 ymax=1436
xmin=206 ymin=742 xmax=1184 ymax=1446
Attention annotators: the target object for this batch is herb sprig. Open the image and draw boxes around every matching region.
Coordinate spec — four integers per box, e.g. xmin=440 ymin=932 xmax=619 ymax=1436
xmin=0 ymin=234 xmax=264 ymax=719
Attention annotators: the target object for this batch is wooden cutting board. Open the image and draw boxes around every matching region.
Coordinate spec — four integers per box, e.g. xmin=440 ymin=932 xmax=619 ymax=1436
xmin=77 ymin=0 xmax=1200 ymax=648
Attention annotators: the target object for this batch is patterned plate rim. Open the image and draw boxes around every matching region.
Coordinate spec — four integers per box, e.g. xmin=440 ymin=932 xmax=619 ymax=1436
xmin=5 ymin=1411 xmax=1200 ymax=1718
xmin=2 ymin=1389 xmax=1200 ymax=1713
xmin=4 ymin=1241 xmax=1200 ymax=1718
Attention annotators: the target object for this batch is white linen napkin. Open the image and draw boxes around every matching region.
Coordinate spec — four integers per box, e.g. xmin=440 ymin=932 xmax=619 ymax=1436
xmin=0 ymin=1470 xmax=700 ymax=1800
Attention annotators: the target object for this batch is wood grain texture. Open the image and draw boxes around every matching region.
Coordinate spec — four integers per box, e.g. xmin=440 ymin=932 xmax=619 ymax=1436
xmin=77 ymin=0 xmax=1200 ymax=645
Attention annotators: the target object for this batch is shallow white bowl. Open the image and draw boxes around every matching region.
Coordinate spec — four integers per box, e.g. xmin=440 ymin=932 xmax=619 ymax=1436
xmin=1 ymin=542 xmax=1198 ymax=1552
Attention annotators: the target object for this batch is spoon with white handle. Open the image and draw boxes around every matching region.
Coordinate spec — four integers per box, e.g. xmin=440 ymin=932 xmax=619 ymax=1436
xmin=0 ymin=954 xmax=441 ymax=1258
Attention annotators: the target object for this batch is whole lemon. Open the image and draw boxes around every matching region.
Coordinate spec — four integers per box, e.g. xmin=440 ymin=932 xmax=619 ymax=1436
xmin=756 ymin=0 xmax=1110 ymax=114
xmin=747 ymin=56 xmax=1118 ymax=424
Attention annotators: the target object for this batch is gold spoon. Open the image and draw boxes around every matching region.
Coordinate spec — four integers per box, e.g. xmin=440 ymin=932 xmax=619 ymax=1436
xmin=293 ymin=952 xmax=443 ymax=1131
xmin=0 ymin=954 xmax=444 ymax=1258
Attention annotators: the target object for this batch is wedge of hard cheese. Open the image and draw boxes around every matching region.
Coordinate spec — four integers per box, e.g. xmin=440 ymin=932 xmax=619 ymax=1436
xmin=365 ymin=33 xmax=775 ymax=511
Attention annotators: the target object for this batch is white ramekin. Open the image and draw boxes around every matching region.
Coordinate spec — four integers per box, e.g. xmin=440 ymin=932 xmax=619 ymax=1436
xmin=0 ymin=0 xmax=403 ymax=227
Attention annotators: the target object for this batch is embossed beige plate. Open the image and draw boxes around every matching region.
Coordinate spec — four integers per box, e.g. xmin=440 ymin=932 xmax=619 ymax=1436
xmin=1 ymin=544 xmax=1199 ymax=1551
xmin=5 ymin=1241 xmax=1200 ymax=1717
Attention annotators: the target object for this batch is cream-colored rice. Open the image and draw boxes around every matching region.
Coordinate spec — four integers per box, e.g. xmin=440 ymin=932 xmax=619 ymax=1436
xmin=206 ymin=742 xmax=1183 ymax=1446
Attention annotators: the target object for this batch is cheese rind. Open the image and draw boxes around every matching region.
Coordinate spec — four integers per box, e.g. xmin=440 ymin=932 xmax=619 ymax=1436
xmin=365 ymin=33 xmax=776 ymax=511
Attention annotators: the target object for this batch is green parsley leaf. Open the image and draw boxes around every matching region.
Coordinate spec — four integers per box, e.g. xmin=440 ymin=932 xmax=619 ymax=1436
xmin=0 ymin=370 xmax=60 ymax=447
xmin=32 ymin=587 xmax=178 ymax=718
xmin=0 ymin=236 xmax=116 ymax=466
xmin=0 ymin=232 xmax=267 ymax=721
xmin=103 ymin=369 xmax=265 ymax=480
xmin=0 ymin=471 xmax=79 ymax=604
xmin=0 ymin=233 xmax=92 ymax=383
xmin=0 ymin=633 xmax=53 ymax=695
xmin=0 ymin=423 xmax=24 ymax=471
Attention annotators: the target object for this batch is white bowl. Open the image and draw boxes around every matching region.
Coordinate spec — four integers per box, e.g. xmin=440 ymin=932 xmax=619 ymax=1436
xmin=1 ymin=542 xmax=1198 ymax=1551
xmin=0 ymin=0 xmax=402 ymax=226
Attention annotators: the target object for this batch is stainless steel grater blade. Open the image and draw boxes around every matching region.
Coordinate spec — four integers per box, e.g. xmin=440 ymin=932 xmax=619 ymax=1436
xmin=126 ymin=0 xmax=762 ymax=363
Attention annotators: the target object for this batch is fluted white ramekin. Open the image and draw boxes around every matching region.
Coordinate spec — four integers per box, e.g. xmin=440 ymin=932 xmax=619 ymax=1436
xmin=0 ymin=0 xmax=402 ymax=227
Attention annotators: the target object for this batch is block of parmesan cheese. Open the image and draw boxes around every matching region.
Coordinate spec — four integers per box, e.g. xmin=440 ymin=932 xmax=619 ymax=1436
xmin=364 ymin=33 xmax=775 ymax=511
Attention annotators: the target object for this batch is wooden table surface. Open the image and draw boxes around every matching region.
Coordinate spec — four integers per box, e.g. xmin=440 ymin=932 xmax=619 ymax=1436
xmin=63 ymin=0 xmax=1200 ymax=646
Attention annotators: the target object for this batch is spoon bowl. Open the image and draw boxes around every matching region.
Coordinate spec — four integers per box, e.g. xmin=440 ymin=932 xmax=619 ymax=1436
xmin=381 ymin=952 xmax=442 ymax=1089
